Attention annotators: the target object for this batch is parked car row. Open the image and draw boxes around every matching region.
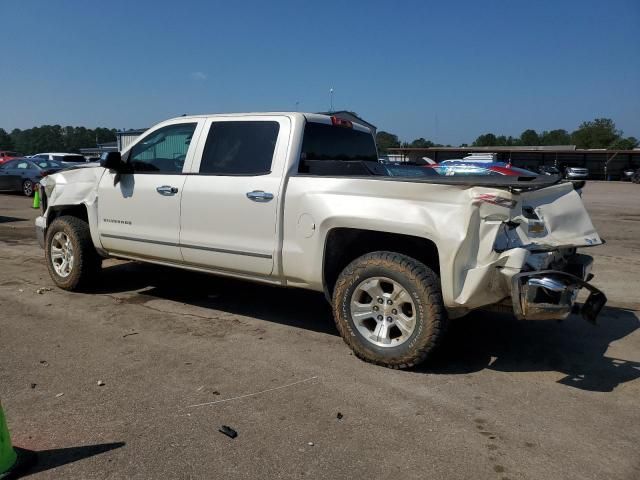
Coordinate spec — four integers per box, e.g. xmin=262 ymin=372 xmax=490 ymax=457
xmin=0 ymin=158 xmax=64 ymax=196
xmin=0 ymin=151 xmax=25 ymax=164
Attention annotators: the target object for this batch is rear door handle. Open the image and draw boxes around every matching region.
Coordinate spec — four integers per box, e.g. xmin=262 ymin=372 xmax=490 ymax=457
xmin=156 ymin=185 xmax=178 ymax=196
xmin=246 ymin=190 xmax=274 ymax=202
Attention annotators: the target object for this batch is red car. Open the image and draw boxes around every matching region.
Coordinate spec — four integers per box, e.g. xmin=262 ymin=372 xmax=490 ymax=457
xmin=0 ymin=151 xmax=24 ymax=165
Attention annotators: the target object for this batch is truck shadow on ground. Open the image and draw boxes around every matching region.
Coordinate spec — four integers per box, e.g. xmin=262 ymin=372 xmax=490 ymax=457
xmin=422 ymin=307 xmax=640 ymax=392
xmin=93 ymin=262 xmax=639 ymax=393
xmin=94 ymin=261 xmax=337 ymax=335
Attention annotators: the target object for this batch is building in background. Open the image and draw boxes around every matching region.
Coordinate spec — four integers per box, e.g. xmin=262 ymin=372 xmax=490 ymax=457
xmin=388 ymin=146 xmax=640 ymax=180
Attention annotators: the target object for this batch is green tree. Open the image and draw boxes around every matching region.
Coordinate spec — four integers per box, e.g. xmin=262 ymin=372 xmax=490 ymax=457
xmin=473 ymin=133 xmax=498 ymax=146
xmin=571 ymin=118 xmax=621 ymax=149
xmin=376 ymin=131 xmax=400 ymax=153
xmin=0 ymin=128 xmax=14 ymax=150
xmin=408 ymin=137 xmax=434 ymax=148
xmin=520 ymin=129 xmax=540 ymax=146
xmin=609 ymin=136 xmax=639 ymax=150
xmin=540 ymin=129 xmax=571 ymax=145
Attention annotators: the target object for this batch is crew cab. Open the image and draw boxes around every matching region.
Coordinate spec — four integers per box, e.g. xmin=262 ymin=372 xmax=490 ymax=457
xmin=35 ymin=113 xmax=606 ymax=368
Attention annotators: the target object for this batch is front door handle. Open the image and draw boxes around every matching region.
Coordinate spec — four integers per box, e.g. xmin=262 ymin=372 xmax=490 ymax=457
xmin=246 ymin=190 xmax=274 ymax=202
xmin=156 ymin=185 xmax=178 ymax=196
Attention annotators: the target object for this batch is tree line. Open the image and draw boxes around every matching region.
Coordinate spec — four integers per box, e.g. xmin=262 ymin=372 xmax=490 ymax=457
xmin=376 ymin=118 xmax=638 ymax=153
xmin=0 ymin=125 xmax=117 ymax=155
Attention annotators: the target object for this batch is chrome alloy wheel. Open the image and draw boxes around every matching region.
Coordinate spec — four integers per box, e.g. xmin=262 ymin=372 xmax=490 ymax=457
xmin=23 ymin=180 xmax=33 ymax=196
xmin=50 ymin=231 xmax=74 ymax=278
xmin=349 ymin=276 xmax=417 ymax=347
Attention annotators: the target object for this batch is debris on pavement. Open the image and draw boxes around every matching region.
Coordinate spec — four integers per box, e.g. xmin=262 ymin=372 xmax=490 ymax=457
xmin=308 ymin=442 xmax=314 ymax=447
xmin=336 ymin=412 xmax=343 ymax=420
xmin=55 ymin=393 xmax=64 ymax=398
xmin=30 ymin=383 xmax=37 ymax=389
xmin=36 ymin=287 xmax=52 ymax=294
xmin=97 ymin=380 xmax=105 ymax=386
xmin=187 ymin=375 xmax=319 ymax=408
xmin=122 ymin=332 xmax=139 ymax=338
xmin=39 ymin=360 xmax=49 ymax=367
xmin=219 ymin=425 xmax=238 ymax=439
xmin=212 ymin=391 xmax=220 ymax=396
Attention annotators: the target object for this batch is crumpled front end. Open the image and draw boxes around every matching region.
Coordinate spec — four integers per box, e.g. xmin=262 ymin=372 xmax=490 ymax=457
xmin=34 ymin=166 xmax=105 ymax=249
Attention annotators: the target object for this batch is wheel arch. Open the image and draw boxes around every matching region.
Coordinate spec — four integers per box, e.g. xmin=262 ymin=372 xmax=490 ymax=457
xmin=322 ymin=227 xmax=440 ymax=300
xmin=46 ymin=203 xmax=104 ymax=256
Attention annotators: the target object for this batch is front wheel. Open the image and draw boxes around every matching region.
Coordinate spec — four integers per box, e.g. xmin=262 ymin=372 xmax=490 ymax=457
xmin=45 ymin=216 xmax=101 ymax=291
xmin=332 ymin=251 xmax=447 ymax=369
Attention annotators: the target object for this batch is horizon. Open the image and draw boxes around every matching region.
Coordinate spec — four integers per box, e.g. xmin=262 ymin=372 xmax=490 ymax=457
xmin=1 ymin=0 xmax=638 ymax=145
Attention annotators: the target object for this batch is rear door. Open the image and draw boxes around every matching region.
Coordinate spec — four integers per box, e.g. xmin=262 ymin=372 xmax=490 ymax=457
xmin=179 ymin=116 xmax=290 ymax=276
xmin=97 ymin=120 xmax=204 ymax=261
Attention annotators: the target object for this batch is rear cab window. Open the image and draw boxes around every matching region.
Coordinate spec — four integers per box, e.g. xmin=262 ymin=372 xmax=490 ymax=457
xmin=298 ymin=120 xmax=388 ymax=177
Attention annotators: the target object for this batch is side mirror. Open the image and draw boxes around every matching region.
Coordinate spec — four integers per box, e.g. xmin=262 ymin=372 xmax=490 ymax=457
xmin=100 ymin=152 xmax=124 ymax=171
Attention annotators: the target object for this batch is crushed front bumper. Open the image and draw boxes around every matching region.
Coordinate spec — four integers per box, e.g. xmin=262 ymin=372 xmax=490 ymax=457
xmin=510 ymin=256 xmax=607 ymax=323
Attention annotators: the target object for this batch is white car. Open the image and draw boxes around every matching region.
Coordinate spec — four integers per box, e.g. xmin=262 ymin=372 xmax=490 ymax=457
xmin=35 ymin=112 xmax=606 ymax=369
xmin=31 ymin=153 xmax=88 ymax=164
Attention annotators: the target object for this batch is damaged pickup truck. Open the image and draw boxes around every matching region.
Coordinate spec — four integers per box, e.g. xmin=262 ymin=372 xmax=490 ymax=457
xmin=35 ymin=113 xmax=606 ymax=368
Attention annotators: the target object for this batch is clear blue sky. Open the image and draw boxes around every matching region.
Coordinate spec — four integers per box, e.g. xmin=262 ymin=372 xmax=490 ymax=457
xmin=1 ymin=0 xmax=638 ymax=145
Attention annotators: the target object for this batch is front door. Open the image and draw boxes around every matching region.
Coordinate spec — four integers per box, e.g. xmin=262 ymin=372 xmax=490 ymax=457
xmin=180 ymin=116 xmax=290 ymax=276
xmin=97 ymin=120 xmax=202 ymax=262
xmin=0 ymin=160 xmax=17 ymax=190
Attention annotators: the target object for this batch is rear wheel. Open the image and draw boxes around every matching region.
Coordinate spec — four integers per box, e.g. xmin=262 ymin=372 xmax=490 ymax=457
xmin=22 ymin=179 xmax=34 ymax=197
xmin=332 ymin=251 xmax=447 ymax=369
xmin=45 ymin=216 xmax=101 ymax=290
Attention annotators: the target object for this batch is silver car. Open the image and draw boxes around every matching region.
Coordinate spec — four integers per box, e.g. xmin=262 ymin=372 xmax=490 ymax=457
xmin=565 ymin=166 xmax=589 ymax=179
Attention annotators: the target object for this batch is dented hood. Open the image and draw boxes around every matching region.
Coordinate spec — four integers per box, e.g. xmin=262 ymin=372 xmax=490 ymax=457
xmin=40 ymin=164 xmax=105 ymax=206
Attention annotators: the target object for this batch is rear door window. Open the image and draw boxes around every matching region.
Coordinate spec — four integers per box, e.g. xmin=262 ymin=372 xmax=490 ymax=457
xmin=199 ymin=121 xmax=279 ymax=175
xmin=62 ymin=155 xmax=86 ymax=163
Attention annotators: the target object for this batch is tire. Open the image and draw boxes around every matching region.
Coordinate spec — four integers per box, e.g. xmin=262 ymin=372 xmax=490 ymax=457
xmin=332 ymin=251 xmax=447 ymax=369
xmin=45 ymin=216 xmax=101 ymax=291
xmin=22 ymin=179 xmax=34 ymax=197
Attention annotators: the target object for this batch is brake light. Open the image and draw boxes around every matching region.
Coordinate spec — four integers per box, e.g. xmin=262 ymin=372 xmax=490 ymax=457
xmin=331 ymin=116 xmax=353 ymax=128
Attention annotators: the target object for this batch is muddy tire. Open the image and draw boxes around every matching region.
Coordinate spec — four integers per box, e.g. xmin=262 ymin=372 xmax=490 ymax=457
xmin=332 ymin=251 xmax=447 ymax=369
xmin=45 ymin=216 xmax=101 ymax=291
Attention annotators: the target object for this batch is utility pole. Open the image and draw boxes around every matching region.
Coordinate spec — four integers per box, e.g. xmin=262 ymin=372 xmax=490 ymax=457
xmin=329 ymin=88 xmax=334 ymax=113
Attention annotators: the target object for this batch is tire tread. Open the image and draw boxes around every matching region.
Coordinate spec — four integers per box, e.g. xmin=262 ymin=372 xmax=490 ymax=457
xmin=332 ymin=251 xmax=446 ymax=369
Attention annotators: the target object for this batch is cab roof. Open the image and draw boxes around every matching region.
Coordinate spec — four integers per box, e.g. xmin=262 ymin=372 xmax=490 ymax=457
xmin=161 ymin=112 xmax=372 ymax=133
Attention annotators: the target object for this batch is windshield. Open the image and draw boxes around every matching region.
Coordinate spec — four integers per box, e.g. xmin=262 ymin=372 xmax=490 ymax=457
xmin=301 ymin=122 xmax=377 ymax=163
xmin=33 ymin=160 xmax=63 ymax=169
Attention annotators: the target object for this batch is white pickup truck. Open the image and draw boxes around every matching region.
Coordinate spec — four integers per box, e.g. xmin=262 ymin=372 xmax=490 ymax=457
xmin=35 ymin=112 xmax=606 ymax=368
